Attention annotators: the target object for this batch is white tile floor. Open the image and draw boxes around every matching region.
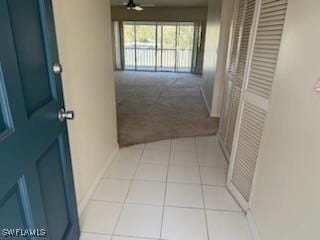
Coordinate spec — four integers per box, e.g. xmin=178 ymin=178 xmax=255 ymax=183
xmin=80 ymin=136 xmax=253 ymax=240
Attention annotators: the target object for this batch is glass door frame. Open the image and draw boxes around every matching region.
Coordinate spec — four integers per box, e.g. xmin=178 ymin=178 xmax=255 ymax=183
xmin=122 ymin=21 xmax=196 ymax=73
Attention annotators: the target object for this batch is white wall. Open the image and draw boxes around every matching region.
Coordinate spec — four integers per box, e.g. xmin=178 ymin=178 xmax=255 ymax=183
xmin=201 ymin=0 xmax=222 ymax=113
xmin=53 ymin=0 xmax=118 ymax=207
xmin=201 ymin=0 xmax=233 ymax=116
xmin=211 ymin=0 xmax=234 ymax=116
xmin=250 ymin=1 xmax=320 ymax=239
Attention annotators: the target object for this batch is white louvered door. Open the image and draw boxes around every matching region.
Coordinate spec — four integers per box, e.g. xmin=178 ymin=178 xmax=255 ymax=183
xmin=227 ymin=0 xmax=288 ymax=211
xmin=219 ymin=0 xmax=246 ymax=159
xmin=219 ymin=0 xmax=256 ymax=159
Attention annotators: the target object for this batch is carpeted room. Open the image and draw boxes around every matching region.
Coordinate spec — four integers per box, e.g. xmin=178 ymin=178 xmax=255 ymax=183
xmin=115 ymin=71 xmax=219 ymax=146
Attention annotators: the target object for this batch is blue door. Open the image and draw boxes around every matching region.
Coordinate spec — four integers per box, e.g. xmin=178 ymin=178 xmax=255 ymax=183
xmin=0 ymin=0 xmax=80 ymax=239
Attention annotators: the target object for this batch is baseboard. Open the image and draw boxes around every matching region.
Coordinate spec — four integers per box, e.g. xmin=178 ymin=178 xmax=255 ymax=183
xmin=247 ymin=210 xmax=261 ymax=240
xmin=77 ymin=145 xmax=119 ymax=216
xmin=200 ymin=87 xmax=211 ymax=116
xmin=210 ymin=112 xmax=220 ymax=118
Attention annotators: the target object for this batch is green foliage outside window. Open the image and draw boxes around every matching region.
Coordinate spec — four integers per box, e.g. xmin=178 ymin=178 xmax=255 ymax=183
xmin=123 ymin=22 xmax=194 ymax=50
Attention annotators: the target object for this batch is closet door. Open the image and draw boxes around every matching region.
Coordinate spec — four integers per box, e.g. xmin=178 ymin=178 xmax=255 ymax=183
xmin=219 ymin=0 xmax=256 ymax=159
xmin=219 ymin=0 xmax=245 ymax=158
xmin=226 ymin=0 xmax=257 ymax=153
xmin=228 ymin=0 xmax=288 ymax=211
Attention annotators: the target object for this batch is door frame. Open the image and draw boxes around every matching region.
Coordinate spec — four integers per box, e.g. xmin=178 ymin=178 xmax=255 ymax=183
xmin=121 ymin=21 xmax=196 ymax=73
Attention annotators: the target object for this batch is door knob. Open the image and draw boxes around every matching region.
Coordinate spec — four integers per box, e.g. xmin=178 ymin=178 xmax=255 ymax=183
xmin=58 ymin=108 xmax=74 ymax=122
xmin=53 ymin=63 xmax=63 ymax=74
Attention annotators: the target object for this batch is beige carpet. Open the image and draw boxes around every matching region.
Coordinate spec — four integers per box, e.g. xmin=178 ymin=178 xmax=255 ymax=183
xmin=115 ymin=71 xmax=219 ymax=147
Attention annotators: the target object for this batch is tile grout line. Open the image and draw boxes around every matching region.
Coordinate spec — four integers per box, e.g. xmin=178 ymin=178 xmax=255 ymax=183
xmin=113 ymin=232 xmax=164 ymax=240
xmin=102 ymin=176 xmax=227 ymax=188
xmin=81 ymin=148 xmax=121 ymax=238
xmin=82 ymin=230 xmax=168 ymax=240
xmin=83 ymin=230 xmax=165 ymax=240
xmin=84 ymin=146 xmax=128 ymax=219
xmin=89 ymin=199 xmax=243 ymax=213
xmin=194 ymin=137 xmax=211 ymax=240
xmin=110 ymin=144 xmax=146 ymax=237
xmin=159 ymin=139 xmax=172 ymax=240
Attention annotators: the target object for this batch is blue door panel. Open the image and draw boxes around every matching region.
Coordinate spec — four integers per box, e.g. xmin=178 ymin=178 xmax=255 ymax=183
xmin=7 ymin=0 xmax=53 ymax=115
xmin=0 ymin=175 xmax=50 ymax=239
xmin=0 ymin=2 xmax=31 ymax=128
xmin=37 ymin=141 xmax=70 ymax=240
xmin=0 ymin=0 xmax=80 ymax=239
xmin=0 ymin=185 xmax=27 ymax=240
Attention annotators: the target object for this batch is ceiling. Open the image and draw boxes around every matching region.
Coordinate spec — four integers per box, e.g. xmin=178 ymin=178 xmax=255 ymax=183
xmin=111 ymin=0 xmax=208 ymax=7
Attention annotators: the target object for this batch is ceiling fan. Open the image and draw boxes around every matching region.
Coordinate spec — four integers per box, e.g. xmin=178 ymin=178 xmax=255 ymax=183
xmin=122 ymin=0 xmax=155 ymax=11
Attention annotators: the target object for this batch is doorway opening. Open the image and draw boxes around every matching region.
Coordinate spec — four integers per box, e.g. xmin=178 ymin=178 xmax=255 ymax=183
xmin=121 ymin=21 xmax=196 ymax=72
xmin=112 ymin=20 xmax=218 ymax=147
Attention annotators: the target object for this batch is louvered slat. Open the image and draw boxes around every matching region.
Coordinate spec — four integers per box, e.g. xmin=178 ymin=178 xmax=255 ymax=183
xmin=228 ymin=0 xmax=246 ymax=76
xmin=235 ymin=0 xmax=255 ymax=88
xmin=219 ymin=80 xmax=233 ymax=142
xmin=232 ymin=103 xmax=266 ymax=201
xmin=226 ymin=86 xmax=241 ymax=152
xmin=247 ymin=0 xmax=287 ymax=98
xmin=259 ymin=10 xmax=287 ymax=20
xmin=260 ymin=2 xmax=287 ymax=12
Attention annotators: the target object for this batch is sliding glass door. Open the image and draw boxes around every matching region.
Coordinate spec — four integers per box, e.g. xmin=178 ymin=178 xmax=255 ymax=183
xmin=177 ymin=23 xmax=195 ymax=72
xmin=136 ymin=23 xmax=156 ymax=71
xmin=123 ymin=23 xmax=135 ymax=70
xmin=157 ymin=23 xmax=177 ymax=71
xmin=123 ymin=21 xmax=195 ymax=72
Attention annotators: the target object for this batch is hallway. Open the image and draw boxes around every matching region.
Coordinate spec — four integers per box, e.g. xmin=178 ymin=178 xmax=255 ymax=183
xmin=115 ymin=72 xmax=219 ymax=146
xmin=80 ymin=136 xmax=252 ymax=240
xmin=1 ymin=0 xmax=319 ymax=239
